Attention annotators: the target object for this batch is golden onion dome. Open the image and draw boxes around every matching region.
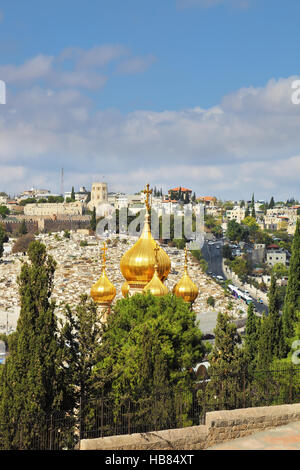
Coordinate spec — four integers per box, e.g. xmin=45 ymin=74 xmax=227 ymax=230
xmin=144 ymin=245 xmax=169 ymax=297
xmin=173 ymin=247 xmax=199 ymax=304
xmin=120 ymin=184 xmax=171 ymax=289
xmin=121 ymin=280 xmax=129 ymax=298
xmin=91 ymin=242 xmax=116 ymax=304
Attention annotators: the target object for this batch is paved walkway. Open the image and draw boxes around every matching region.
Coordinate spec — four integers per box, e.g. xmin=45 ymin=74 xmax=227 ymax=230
xmin=206 ymin=421 xmax=300 ymax=450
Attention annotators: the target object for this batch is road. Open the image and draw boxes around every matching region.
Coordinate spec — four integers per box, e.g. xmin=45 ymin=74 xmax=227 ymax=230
xmin=201 ymin=239 xmax=268 ymax=315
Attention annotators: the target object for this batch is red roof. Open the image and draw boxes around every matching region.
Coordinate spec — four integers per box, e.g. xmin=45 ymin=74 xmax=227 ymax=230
xmin=197 ymin=196 xmax=216 ymax=201
xmin=268 ymin=244 xmax=279 ymax=249
xmin=169 ymin=187 xmax=192 ymax=192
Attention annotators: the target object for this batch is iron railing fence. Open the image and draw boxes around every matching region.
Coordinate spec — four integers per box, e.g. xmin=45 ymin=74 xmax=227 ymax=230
xmin=79 ymin=366 xmax=300 ymax=441
xmin=1 ymin=366 xmax=299 ymax=450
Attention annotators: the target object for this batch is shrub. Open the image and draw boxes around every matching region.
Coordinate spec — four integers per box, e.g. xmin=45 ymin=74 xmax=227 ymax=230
xmin=12 ymin=233 xmax=35 ymax=254
xmin=207 ymin=296 xmax=215 ymax=308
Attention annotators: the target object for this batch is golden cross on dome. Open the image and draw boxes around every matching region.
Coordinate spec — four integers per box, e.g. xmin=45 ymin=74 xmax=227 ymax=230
xmin=101 ymin=242 xmax=107 ymax=269
xmin=143 ymin=183 xmax=152 ymax=210
xmin=184 ymin=246 xmax=188 ymax=270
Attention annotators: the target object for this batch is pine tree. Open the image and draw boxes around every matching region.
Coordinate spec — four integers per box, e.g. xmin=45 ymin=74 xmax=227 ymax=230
xmin=71 ymin=186 xmax=75 ymax=201
xmin=282 ymin=219 xmax=300 ymax=341
xmin=0 ymin=241 xmax=67 ymax=449
xmin=245 ymin=206 xmax=250 ymax=218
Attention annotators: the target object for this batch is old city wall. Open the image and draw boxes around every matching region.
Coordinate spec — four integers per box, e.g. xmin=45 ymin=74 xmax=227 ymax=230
xmin=1 ymin=218 xmax=91 ymax=235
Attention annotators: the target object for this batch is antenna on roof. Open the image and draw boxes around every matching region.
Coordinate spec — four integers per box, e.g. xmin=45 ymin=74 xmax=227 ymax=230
xmin=60 ymin=168 xmax=64 ymax=196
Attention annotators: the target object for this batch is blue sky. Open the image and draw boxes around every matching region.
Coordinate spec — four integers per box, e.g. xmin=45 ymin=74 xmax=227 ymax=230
xmin=0 ymin=0 xmax=300 ymax=200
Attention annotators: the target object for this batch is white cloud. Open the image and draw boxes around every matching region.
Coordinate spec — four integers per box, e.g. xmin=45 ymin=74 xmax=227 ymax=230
xmin=0 ymin=76 xmax=300 ymax=200
xmin=117 ymin=54 xmax=156 ymax=74
xmin=0 ymin=55 xmax=54 ymax=84
xmin=0 ymin=45 xmax=155 ymax=90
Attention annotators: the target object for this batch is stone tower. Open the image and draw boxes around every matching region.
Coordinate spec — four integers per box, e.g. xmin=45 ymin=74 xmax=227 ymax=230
xmin=88 ymin=182 xmax=108 ymax=211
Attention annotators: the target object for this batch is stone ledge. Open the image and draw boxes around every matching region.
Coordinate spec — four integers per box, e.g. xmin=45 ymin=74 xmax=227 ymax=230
xmin=79 ymin=403 xmax=300 ymax=450
xmin=80 ymin=425 xmax=209 ymax=450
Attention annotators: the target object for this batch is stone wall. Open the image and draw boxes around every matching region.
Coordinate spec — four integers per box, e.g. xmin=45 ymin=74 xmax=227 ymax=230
xmin=79 ymin=403 xmax=300 ymax=450
xmin=1 ymin=220 xmax=38 ymax=235
xmin=205 ymin=403 xmax=300 ymax=448
xmin=222 ymin=259 xmax=269 ymax=305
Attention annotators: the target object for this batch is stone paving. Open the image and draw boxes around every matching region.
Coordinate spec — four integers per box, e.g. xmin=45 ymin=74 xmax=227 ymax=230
xmin=206 ymin=421 xmax=300 ymax=450
xmin=0 ymin=231 xmax=249 ymax=334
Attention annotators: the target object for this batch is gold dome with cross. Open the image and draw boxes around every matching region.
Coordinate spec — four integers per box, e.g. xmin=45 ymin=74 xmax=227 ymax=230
xmin=91 ymin=242 xmax=117 ymax=304
xmin=119 ymin=184 xmax=171 ymax=291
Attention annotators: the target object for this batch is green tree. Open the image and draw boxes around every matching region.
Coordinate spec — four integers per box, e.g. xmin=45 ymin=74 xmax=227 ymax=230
xmin=90 ymin=207 xmax=97 ymax=232
xmin=207 ymin=296 xmax=215 ymax=308
xmin=201 ymin=312 xmax=247 ymax=410
xmin=71 ymin=187 xmax=75 ymax=201
xmin=0 ymin=225 xmax=8 ymax=260
xmin=0 ymin=206 xmax=9 ymax=219
xmin=267 ymin=275 xmax=286 ymax=359
xmin=282 ymin=219 xmax=300 ymax=341
xmin=251 ymin=193 xmax=256 ymax=218
xmin=59 ymin=295 xmax=102 ymax=411
xmin=244 ymin=302 xmax=260 ymax=367
xmin=222 ymin=244 xmax=233 ymax=260
xmin=226 ymin=220 xmax=249 ymax=243
xmin=269 ymin=196 xmax=275 ymax=209
xmin=257 ymin=313 xmax=272 ymax=369
xmin=0 ymin=241 xmax=69 ymax=449
xmin=93 ymin=293 xmax=206 ymax=403
xmin=19 ymin=219 xmax=28 ymax=236
xmin=272 ymin=263 xmax=289 ymax=280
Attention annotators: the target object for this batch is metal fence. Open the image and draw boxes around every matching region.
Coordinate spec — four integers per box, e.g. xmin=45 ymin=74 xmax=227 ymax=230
xmin=79 ymin=367 xmax=300 ymax=441
xmin=1 ymin=366 xmax=300 ymax=450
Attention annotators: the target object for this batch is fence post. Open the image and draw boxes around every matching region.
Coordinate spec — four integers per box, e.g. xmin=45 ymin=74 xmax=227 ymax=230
xmin=49 ymin=414 xmax=53 ymax=451
xmin=127 ymin=399 xmax=131 ymax=435
xmin=289 ymin=368 xmax=294 ymax=403
xmin=243 ymin=371 xmax=246 ymax=409
xmin=79 ymin=396 xmax=83 ymax=442
xmin=101 ymin=396 xmax=104 ymax=438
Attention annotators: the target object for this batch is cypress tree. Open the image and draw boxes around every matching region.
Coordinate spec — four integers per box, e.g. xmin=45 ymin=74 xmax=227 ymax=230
xmin=90 ymin=207 xmax=97 ymax=232
xmin=268 ymin=275 xmax=286 ymax=359
xmin=282 ymin=219 xmax=300 ymax=341
xmin=251 ymin=193 xmax=256 ymax=218
xmin=19 ymin=219 xmax=28 ymax=236
xmin=244 ymin=302 xmax=260 ymax=366
xmin=203 ymin=312 xmax=247 ymax=409
xmin=0 ymin=225 xmax=8 ymax=260
xmin=269 ymin=196 xmax=275 ymax=209
xmin=59 ymin=294 xmax=102 ymax=410
xmin=71 ymin=186 xmax=75 ymax=201
xmin=257 ymin=313 xmax=273 ymax=369
xmin=0 ymin=241 xmax=66 ymax=449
